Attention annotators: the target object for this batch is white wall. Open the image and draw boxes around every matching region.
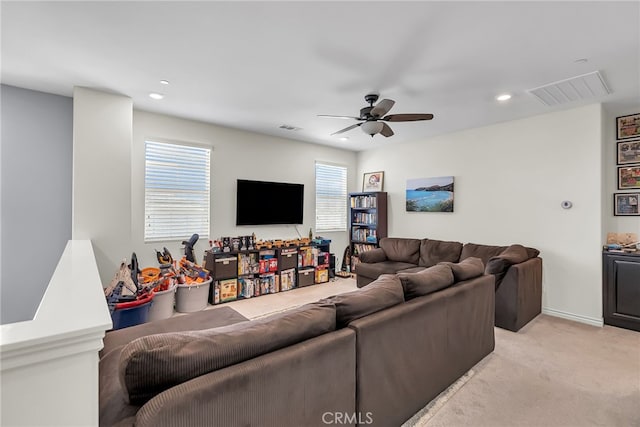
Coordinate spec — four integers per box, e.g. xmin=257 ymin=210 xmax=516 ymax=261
xmin=358 ymin=104 xmax=604 ymax=325
xmin=73 ymin=87 xmax=133 ymax=285
xmin=131 ymin=110 xmax=358 ymax=268
xmin=602 ymin=104 xmax=640 ymax=240
xmin=1 ymin=85 xmax=72 ymax=324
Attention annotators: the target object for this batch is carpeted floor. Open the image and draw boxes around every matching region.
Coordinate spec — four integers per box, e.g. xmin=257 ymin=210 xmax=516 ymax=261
xmin=209 ymin=279 xmax=640 ymax=427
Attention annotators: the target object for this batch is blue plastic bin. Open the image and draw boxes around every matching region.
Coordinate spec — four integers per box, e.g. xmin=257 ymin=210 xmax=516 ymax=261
xmin=111 ymin=299 xmax=153 ymax=330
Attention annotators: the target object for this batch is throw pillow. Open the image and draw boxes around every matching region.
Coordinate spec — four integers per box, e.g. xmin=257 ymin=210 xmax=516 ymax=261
xmin=485 ymin=244 xmax=530 ymax=287
xmin=118 ymin=301 xmax=336 ymax=404
xmin=397 ymin=264 xmax=455 ymax=300
xmin=438 ymin=257 xmax=485 ymax=282
xmin=322 ymin=274 xmax=404 ymax=327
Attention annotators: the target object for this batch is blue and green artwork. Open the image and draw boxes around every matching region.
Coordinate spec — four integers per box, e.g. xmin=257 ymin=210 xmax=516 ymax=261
xmin=406 ymin=176 xmax=454 ymax=212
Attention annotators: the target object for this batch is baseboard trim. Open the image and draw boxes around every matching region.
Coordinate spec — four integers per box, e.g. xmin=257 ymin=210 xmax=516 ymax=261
xmin=542 ymin=308 xmax=603 ymax=327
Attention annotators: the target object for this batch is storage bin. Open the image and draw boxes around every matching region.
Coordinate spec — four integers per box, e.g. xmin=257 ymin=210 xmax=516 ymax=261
xmin=298 ymin=268 xmax=315 ymax=287
xmin=315 ymin=268 xmax=329 ymax=284
xmin=147 ymin=284 xmax=176 ymax=322
xmin=280 ymin=248 xmax=298 ymax=270
xmin=175 ymin=279 xmax=211 ymax=313
xmin=111 ymin=293 xmax=154 ymax=330
xmin=213 ymin=256 xmax=238 ymax=279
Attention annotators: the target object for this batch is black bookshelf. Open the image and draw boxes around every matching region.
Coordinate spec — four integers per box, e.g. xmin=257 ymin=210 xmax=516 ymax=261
xmin=348 ymin=192 xmax=387 ymax=272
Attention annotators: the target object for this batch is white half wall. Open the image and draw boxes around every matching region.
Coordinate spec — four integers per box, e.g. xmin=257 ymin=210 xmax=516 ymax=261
xmin=132 ymin=111 xmax=357 ymax=268
xmin=73 ymin=87 xmax=133 ymax=285
xmin=358 ymin=104 xmax=604 ymax=324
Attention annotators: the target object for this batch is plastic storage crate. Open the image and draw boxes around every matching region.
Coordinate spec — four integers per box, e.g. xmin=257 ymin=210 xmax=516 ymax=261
xmin=111 ymin=293 xmax=154 ymax=330
xmin=147 ymin=284 xmax=176 ymax=321
xmin=175 ymin=279 xmax=212 ymax=313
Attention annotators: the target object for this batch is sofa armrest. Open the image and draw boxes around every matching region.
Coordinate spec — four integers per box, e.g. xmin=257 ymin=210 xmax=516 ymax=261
xmin=359 ymin=248 xmax=387 ymax=263
xmin=495 ymin=257 xmax=542 ymax=332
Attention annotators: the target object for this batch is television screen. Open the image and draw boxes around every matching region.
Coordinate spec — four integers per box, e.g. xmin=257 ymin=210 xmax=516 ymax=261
xmin=236 ymin=179 xmax=304 ymax=225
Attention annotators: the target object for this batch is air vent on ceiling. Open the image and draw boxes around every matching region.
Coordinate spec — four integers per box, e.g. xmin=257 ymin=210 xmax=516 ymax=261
xmin=527 ymin=71 xmax=611 ymax=106
xmin=279 ymin=124 xmax=302 ymax=131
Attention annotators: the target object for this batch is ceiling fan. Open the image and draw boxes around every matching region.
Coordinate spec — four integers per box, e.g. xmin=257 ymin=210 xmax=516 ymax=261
xmin=319 ymin=93 xmax=434 ymax=138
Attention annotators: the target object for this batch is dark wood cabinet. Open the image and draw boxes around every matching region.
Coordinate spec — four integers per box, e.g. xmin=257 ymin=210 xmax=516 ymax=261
xmin=602 ymin=251 xmax=640 ymax=332
xmin=348 ymin=192 xmax=387 ymax=272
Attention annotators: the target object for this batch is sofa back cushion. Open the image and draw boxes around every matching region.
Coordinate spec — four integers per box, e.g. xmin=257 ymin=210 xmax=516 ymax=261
xmin=419 ymin=238 xmax=463 ymax=267
xmin=118 ymin=301 xmax=336 ymax=404
xmin=438 ymin=257 xmax=485 ymax=282
xmin=379 ymin=238 xmax=421 ymax=264
xmin=323 ymin=274 xmax=404 ymax=327
xmin=460 ymin=243 xmax=507 ymax=264
xmin=397 ymin=264 xmax=455 ymax=299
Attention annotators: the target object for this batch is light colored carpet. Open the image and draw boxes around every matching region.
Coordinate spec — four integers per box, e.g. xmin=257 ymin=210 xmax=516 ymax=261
xmin=209 ymin=281 xmax=640 ymax=427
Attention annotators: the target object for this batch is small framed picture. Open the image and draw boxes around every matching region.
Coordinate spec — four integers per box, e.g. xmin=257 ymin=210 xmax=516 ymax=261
xmin=617 ymin=140 xmax=640 ymax=164
xmin=618 ymin=165 xmax=640 ymax=189
xmin=614 ymin=192 xmax=640 ymax=216
xmin=616 ymin=113 xmax=640 ymax=140
xmin=363 ymin=171 xmax=384 ymax=192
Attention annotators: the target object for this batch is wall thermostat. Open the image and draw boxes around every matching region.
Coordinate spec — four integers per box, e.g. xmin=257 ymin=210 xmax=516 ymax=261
xmin=561 ymin=201 xmax=573 ymax=209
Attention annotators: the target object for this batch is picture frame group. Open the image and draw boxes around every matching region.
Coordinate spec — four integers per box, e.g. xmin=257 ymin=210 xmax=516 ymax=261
xmin=614 ymin=114 xmax=640 ymax=215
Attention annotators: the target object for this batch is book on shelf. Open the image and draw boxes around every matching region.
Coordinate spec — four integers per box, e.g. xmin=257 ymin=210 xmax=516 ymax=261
xmin=350 ymin=195 xmax=378 ymax=208
xmin=353 ymin=243 xmax=377 ymax=255
xmin=351 ymin=227 xmax=377 ymax=242
xmin=352 ymin=211 xmax=376 ymax=224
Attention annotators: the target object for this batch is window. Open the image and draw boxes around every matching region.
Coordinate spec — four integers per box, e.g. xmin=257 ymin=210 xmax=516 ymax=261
xmin=144 ymin=140 xmax=211 ymax=242
xmin=315 ymin=161 xmax=347 ymax=232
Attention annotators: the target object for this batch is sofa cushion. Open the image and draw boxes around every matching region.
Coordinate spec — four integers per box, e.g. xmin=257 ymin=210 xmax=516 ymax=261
xmin=525 ymin=247 xmax=540 ymax=258
xmin=397 ymin=266 xmax=427 ymax=274
xmin=460 ymin=243 xmax=507 ymax=264
xmin=118 ymin=301 xmax=336 ymax=404
xmin=356 ymin=260 xmax=419 ymax=279
xmin=379 ymin=238 xmax=421 ymax=264
xmin=438 ymin=257 xmax=485 ymax=282
xmin=397 ymin=264 xmax=455 ymax=299
xmin=419 ymin=239 xmax=463 ymax=267
xmin=485 ymin=244 xmax=530 ymax=287
xmin=323 ymin=274 xmax=404 ymax=327
xmin=359 ymin=248 xmax=387 ymax=263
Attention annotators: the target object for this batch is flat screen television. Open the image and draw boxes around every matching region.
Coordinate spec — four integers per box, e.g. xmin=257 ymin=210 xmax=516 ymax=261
xmin=236 ymin=179 xmax=304 ymax=225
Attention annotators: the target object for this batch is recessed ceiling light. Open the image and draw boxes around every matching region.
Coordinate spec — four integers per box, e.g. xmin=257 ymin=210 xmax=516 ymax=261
xmin=160 ymin=80 xmax=170 ymax=85
xmin=574 ymin=58 xmax=588 ymax=64
xmin=149 ymin=92 xmax=164 ymax=100
xmin=496 ymin=94 xmax=512 ymax=102
xmin=339 ymin=137 xmax=349 ymax=141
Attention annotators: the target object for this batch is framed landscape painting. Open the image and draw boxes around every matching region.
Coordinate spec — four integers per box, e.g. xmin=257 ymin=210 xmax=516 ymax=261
xmin=406 ymin=176 xmax=454 ymax=212
xmin=616 ymin=113 xmax=640 ymax=140
xmin=618 ymin=165 xmax=640 ymax=189
xmin=617 ymin=140 xmax=640 ymax=164
xmin=614 ymin=193 xmax=640 ymax=216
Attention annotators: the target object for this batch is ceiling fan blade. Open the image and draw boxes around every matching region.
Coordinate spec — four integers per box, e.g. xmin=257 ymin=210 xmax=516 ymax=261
xmin=380 ymin=123 xmax=394 ymax=137
xmin=382 ymin=113 xmax=434 ymax=122
xmin=318 ymin=114 xmax=362 ymax=120
xmin=370 ymin=99 xmax=395 ymax=118
xmin=331 ymin=123 xmax=362 ymax=136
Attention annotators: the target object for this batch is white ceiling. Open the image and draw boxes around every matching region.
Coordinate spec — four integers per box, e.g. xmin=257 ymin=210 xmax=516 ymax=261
xmin=2 ymin=1 xmax=639 ymax=151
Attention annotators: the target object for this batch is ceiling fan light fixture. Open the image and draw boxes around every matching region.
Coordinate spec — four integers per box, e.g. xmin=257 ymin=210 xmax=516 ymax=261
xmin=361 ymin=121 xmax=384 ymax=136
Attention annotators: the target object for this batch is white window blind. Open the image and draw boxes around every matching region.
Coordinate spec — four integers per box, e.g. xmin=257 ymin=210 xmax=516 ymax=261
xmin=315 ymin=162 xmax=347 ymax=232
xmin=144 ymin=140 xmax=211 ymax=242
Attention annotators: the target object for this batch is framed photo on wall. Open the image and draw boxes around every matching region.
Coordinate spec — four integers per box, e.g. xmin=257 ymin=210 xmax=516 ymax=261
xmin=618 ymin=165 xmax=640 ymax=189
xmin=616 ymin=113 xmax=640 ymax=140
xmin=614 ymin=192 xmax=640 ymax=216
xmin=617 ymin=140 xmax=640 ymax=164
xmin=363 ymin=171 xmax=384 ymax=192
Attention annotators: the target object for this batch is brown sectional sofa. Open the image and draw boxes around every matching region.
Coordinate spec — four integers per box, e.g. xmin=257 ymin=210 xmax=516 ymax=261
xmin=100 ymin=261 xmax=495 ymax=427
xmin=356 ymin=237 xmax=543 ymax=332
